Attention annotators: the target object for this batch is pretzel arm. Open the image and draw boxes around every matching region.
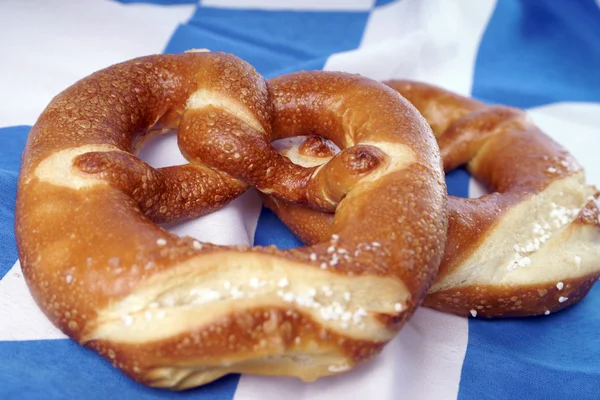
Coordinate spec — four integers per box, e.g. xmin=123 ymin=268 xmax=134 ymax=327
xmin=74 ymin=151 xmax=247 ymax=223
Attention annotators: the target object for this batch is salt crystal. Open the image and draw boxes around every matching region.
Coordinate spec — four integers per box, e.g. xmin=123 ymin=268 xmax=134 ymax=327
xmin=278 ymin=277 xmax=289 ymax=288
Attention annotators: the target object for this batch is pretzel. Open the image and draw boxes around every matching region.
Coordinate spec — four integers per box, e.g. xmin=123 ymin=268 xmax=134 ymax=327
xmin=15 ymin=53 xmax=448 ymax=390
xmin=267 ymin=80 xmax=600 ymax=318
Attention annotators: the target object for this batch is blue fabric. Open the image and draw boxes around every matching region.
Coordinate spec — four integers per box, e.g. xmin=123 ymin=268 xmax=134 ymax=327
xmin=445 ymin=168 xmax=471 ymax=198
xmin=458 ymin=1 xmax=600 ymax=398
xmin=0 ymin=340 xmax=239 ymax=399
xmin=2 ymin=0 xmax=600 ymax=399
xmin=0 ymin=126 xmax=29 ymax=280
xmin=374 ymin=0 xmax=399 ymax=7
xmin=459 ymin=285 xmax=600 ymax=400
xmin=254 ymin=208 xmax=303 ymax=250
xmin=473 ymin=0 xmax=600 ymax=108
xmin=166 ymin=7 xmax=369 ymax=78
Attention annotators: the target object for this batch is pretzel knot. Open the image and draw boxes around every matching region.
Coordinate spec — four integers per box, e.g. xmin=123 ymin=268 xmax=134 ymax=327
xmin=267 ymin=80 xmax=600 ymax=319
xmin=15 ymin=53 xmax=447 ymax=390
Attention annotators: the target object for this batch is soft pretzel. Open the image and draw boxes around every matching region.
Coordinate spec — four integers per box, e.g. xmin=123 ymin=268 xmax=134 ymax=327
xmin=266 ymin=80 xmax=600 ymax=318
xmin=15 ymin=53 xmax=447 ymax=390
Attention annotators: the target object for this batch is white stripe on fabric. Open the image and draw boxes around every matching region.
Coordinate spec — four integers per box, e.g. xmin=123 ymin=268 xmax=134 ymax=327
xmin=324 ymin=0 xmax=496 ymax=95
xmin=0 ymin=0 xmax=195 ymax=128
xmin=527 ymin=102 xmax=600 ymax=187
xmin=161 ymin=189 xmax=263 ymax=246
xmin=200 ymin=0 xmax=375 ymax=11
xmin=468 ymin=178 xmax=488 ymax=198
xmin=234 ymin=309 xmax=467 ymax=400
xmin=138 ymin=131 xmax=263 ymax=246
xmin=0 ymin=261 xmax=67 ymax=341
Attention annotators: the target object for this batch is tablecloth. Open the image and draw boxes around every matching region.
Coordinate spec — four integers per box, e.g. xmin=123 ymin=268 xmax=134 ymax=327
xmin=1 ymin=0 xmax=600 ymax=399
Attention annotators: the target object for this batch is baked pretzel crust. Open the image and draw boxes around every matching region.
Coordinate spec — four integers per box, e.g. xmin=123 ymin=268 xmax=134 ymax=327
xmin=267 ymin=80 xmax=600 ymax=318
xmin=15 ymin=54 xmax=447 ymax=389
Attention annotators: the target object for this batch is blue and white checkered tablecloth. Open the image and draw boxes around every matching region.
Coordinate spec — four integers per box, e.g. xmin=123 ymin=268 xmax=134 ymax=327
xmin=1 ymin=0 xmax=600 ymax=399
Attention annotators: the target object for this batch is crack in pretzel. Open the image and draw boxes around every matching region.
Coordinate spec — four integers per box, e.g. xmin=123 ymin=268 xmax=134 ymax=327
xmin=88 ymin=251 xmax=408 ymax=344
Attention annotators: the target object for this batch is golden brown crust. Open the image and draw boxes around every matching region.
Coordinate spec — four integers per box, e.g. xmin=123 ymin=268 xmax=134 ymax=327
xmin=385 ymin=80 xmax=600 ymax=318
xmin=424 ymin=273 xmax=599 ymax=318
xmin=15 ymin=54 xmax=447 ymax=389
xmin=264 ymin=79 xmax=600 ymax=319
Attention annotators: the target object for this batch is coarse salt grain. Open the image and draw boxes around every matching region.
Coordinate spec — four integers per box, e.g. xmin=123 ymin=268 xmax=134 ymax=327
xmin=328 ymin=364 xmax=349 ymax=372
xmin=278 ymin=277 xmax=289 ymax=288
xmin=330 ymin=253 xmax=339 ymax=266
xmin=231 ymin=288 xmax=245 ymax=299
xmin=507 ymin=204 xmax=581 ymax=271
xmin=192 ymin=240 xmax=203 ymax=249
xmin=65 ymin=275 xmax=73 ymax=284
xmin=122 ymin=314 xmax=133 ymax=326
xmin=353 ymin=308 xmax=367 ymax=325
xmin=394 ymin=303 xmax=403 ymax=312
xmin=470 ymin=310 xmax=477 ymax=317
xmin=544 ymin=310 xmax=551 ymax=315
xmin=283 ymin=292 xmax=294 ymax=302
xmin=556 ymin=282 xmax=564 ymax=290
xmin=156 ymin=238 xmax=167 ymax=246
xmin=558 ymin=296 xmax=568 ymax=303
